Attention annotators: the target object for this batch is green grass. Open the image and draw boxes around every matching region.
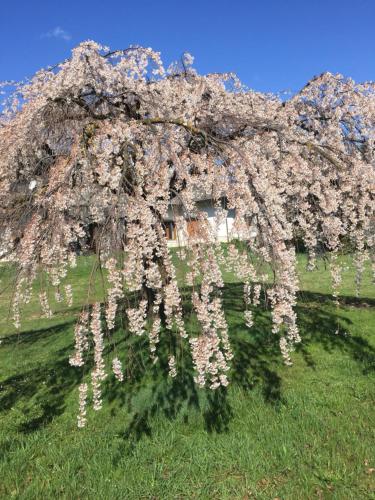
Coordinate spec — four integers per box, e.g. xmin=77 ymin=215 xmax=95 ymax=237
xmin=0 ymin=253 xmax=374 ymax=499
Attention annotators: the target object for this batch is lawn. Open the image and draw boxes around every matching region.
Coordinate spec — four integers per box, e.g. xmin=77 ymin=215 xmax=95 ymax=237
xmin=0 ymin=253 xmax=374 ymax=499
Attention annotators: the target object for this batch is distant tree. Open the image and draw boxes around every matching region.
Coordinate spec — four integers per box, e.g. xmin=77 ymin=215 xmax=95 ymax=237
xmin=0 ymin=42 xmax=374 ymax=426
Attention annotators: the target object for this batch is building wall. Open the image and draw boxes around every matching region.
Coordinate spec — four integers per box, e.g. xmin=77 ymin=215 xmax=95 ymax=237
xmin=166 ymin=202 xmax=239 ymax=247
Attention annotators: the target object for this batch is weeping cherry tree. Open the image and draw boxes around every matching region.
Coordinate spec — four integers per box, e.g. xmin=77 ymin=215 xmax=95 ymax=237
xmin=0 ymin=41 xmax=374 ymax=426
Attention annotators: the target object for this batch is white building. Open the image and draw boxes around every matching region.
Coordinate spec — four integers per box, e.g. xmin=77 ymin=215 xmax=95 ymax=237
xmin=164 ymin=193 xmax=241 ymax=247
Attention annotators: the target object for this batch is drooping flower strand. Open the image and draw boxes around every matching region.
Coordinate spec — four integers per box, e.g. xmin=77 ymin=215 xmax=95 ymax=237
xmin=126 ymin=300 xmax=148 ymax=336
xmin=188 ymin=240 xmax=233 ymax=389
xmin=54 ymin=288 xmax=63 ymax=303
xmin=112 ymin=357 xmax=124 ymax=382
xmin=347 ymin=224 xmax=368 ymax=298
xmin=353 ymin=249 xmax=369 ymax=298
xmin=69 ymin=310 xmax=90 ymax=367
xmin=64 ymin=284 xmax=73 ymax=308
xmin=266 ymin=246 xmax=301 ymax=364
xmin=155 ymin=224 xmax=187 ymax=339
xmin=39 ymin=291 xmax=52 ymax=319
xmin=149 ymin=292 xmax=162 ymax=362
xmin=244 ymin=310 xmax=253 ymax=328
xmin=330 ymin=252 xmax=342 ymax=306
xmin=12 ymin=278 xmax=25 ymax=329
xmin=253 ymin=284 xmax=261 ymax=306
xmin=168 ymin=355 xmax=177 ymax=378
xmin=77 ymin=383 xmax=88 ymax=428
xmin=90 ymin=303 xmax=107 ymax=411
xmin=105 ymin=257 xmax=124 ymax=330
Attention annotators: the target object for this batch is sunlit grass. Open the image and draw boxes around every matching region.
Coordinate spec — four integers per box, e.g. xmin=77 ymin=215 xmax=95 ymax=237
xmin=0 ymin=252 xmax=374 ymax=499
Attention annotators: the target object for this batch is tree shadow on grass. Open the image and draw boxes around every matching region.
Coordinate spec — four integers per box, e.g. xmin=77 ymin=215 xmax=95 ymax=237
xmin=111 ymin=283 xmax=375 ymax=448
xmin=0 ymin=283 xmax=374 ymax=443
xmin=295 ymin=290 xmax=375 ymax=375
xmin=0 ymin=324 xmax=78 ymax=432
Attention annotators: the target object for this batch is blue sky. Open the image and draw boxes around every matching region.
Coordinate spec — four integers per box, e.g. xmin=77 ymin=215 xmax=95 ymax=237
xmin=1 ymin=0 xmax=374 ymax=93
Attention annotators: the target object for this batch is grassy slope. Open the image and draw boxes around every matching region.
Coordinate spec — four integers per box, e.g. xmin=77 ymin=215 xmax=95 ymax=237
xmin=0 ymin=254 xmax=374 ymax=499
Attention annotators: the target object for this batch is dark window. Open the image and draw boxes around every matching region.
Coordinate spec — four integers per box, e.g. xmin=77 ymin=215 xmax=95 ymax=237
xmin=163 ymin=221 xmax=176 ymax=240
